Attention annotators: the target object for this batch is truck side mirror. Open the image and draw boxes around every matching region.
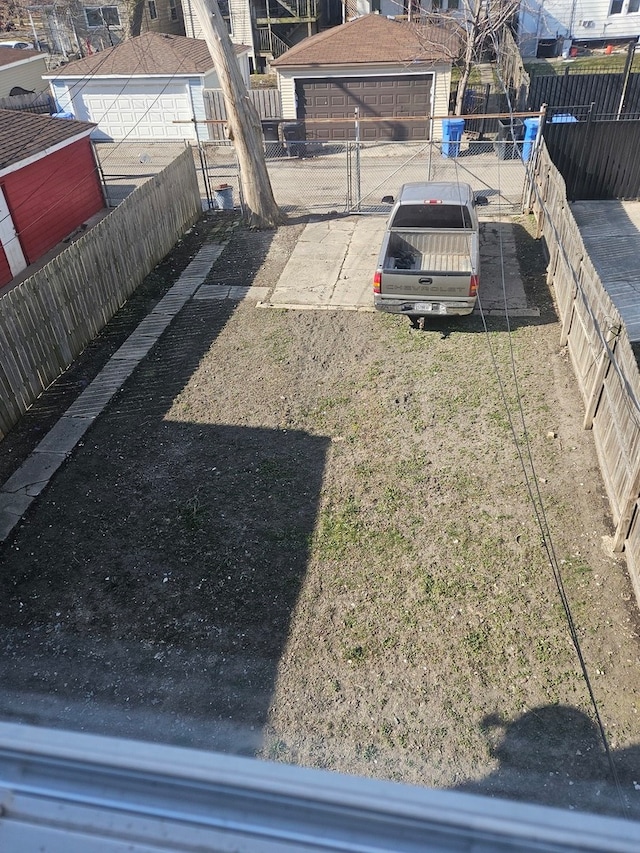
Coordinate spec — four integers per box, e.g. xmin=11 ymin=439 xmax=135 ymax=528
xmin=381 ymin=195 xmax=394 ymax=204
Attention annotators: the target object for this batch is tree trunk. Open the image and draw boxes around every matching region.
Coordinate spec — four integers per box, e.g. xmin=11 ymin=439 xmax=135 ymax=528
xmin=454 ymin=61 xmax=472 ymax=116
xmin=189 ymin=0 xmax=286 ymax=228
xmin=454 ymin=0 xmax=483 ymax=116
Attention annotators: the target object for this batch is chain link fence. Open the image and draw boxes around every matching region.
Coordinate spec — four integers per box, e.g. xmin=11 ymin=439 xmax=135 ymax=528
xmin=94 ymin=136 xmax=531 ymax=216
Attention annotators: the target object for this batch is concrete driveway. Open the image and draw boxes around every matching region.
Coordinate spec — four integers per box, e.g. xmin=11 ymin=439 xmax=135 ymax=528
xmin=264 ymin=216 xmax=385 ymax=311
xmin=263 ymin=215 xmax=539 ymax=317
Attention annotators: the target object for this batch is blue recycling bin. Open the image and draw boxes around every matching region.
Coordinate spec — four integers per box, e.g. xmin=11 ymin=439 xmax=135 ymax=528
xmin=441 ymin=118 xmax=465 ymax=158
xmin=550 ymin=113 xmax=577 ymax=123
xmin=522 ymin=116 xmax=540 ymax=161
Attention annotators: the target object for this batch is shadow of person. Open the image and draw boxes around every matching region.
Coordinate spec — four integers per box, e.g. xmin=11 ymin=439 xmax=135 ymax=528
xmin=454 ymin=705 xmax=640 ymax=820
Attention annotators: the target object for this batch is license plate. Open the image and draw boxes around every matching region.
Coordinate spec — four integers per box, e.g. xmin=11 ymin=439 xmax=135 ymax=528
xmin=415 ymin=302 xmax=445 ymax=314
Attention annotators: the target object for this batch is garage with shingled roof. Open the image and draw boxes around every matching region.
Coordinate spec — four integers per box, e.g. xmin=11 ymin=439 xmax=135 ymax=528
xmin=271 ymin=14 xmax=461 ymax=142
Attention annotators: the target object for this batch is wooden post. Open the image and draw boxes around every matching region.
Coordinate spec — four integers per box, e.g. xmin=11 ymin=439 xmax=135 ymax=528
xmin=583 ymin=329 xmax=619 ymax=430
xmin=558 ymin=259 xmax=578 ymax=348
xmin=612 ymin=461 xmax=640 ymax=553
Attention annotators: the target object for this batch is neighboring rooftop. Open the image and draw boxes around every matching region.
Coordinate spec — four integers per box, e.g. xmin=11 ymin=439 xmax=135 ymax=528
xmin=272 ymin=13 xmax=461 ymax=67
xmin=571 ymin=199 xmax=640 ymax=344
xmin=43 ymin=33 xmax=246 ymax=78
xmin=0 ymin=109 xmax=95 ymax=169
xmin=0 ymin=45 xmax=41 ymax=66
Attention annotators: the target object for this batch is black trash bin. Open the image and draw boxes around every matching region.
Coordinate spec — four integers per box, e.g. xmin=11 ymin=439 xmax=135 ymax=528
xmin=282 ymin=121 xmax=304 ymax=157
xmin=261 ymin=118 xmax=284 ymax=157
xmin=495 ymin=118 xmax=524 ymax=160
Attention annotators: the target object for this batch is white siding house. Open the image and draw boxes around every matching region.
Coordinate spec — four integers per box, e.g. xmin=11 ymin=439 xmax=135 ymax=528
xmin=183 ymin=0 xmax=257 ymax=67
xmin=519 ymin=0 xmax=640 ymax=57
xmin=0 ymin=47 xmax=48 ymax=98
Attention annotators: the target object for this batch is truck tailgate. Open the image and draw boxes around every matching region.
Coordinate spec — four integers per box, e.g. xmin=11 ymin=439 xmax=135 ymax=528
xmin=382 ymin=230 xmax=475 ymax=297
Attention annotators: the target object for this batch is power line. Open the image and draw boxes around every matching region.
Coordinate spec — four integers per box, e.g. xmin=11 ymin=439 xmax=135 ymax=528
xmin=0 ymin=34 xmax=208 ymax=251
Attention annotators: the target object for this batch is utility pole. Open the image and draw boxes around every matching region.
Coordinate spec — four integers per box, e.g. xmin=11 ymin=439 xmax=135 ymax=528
xmin=188 ymin=0 xmax=285 ymax=228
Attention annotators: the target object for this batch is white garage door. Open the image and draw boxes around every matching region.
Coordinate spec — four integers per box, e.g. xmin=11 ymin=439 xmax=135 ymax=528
xmin=80 ymin=81 xmax=194 ymax=141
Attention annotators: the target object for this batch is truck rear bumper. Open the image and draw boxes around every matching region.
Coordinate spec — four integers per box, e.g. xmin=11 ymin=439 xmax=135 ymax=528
xmin=374 ymin=297 xmax=476 ymax=317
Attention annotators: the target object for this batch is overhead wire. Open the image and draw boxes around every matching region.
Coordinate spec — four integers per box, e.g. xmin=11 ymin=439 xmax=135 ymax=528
xmin=462 ymin=18 xmax=631 ymax=816
xmin=1 ymin=8 xmax=636 ymax=815
xmin=0 ymin=30 xmax=207 ymax=250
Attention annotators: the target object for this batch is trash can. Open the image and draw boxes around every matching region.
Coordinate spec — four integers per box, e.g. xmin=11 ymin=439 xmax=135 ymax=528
xmin=261 ymin=118 xmax=284 ymax=157
xmin=495 ymin=117 xmax=524 ymax=160
xmin=213 ymin=183 xmax=234 ymax=210
xmin=521 ymin=116 xmax=540 ymax=161
xmin=282 ymin=121 xmax=304 ymax=157
xmin=441 ymin=118 xmax=465 ymax=158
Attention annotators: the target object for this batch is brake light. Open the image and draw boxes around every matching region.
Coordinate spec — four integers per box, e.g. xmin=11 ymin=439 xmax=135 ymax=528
xmin=374 ymin=270 xmax=381 ymax=294
xmin=469 ymin=275 xmax=479 ymax=297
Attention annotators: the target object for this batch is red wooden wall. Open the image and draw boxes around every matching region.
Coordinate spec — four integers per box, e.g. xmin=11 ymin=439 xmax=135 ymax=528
xmin=2 ymin=137 xmax=104 ymax=273
xmin=0 ymin=243 xmax=11 ymax=287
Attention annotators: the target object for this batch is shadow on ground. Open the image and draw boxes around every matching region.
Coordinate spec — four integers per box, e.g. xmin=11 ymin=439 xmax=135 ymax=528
xmin=0 ymin=217 xmax=328 ymax=754
xmin=454 ymin=704 xmax=640 ymax=820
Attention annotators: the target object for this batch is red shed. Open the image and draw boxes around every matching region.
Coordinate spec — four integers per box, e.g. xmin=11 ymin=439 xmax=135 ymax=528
xmin=0 ymin=109 xmax=105 ymax=288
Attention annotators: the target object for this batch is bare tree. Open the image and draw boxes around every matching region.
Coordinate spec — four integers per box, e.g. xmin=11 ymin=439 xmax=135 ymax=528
xmin=451 ymin=0 xmax=520 ymax=116
xmin=120 ymin=0 xmax=145 ymax=38
xmin=189 ymin=0 xmax=286 ymax=228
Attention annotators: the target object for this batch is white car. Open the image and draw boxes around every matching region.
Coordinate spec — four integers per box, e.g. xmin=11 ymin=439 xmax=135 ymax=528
xmin=0 ymin=40 xmax=36 ymax=50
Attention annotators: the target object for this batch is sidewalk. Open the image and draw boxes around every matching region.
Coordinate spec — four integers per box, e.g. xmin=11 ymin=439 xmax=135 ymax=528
xmin=0 ymin=217 xmax=242 ymax=542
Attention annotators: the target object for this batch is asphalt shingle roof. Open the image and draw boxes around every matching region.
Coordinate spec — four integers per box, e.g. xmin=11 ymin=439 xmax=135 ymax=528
xmin=272 ymin=14 xmax=461 ymax=67
xmin=44 ymin=33 xmax=245 ymax=78
xmin=0 ymin=46 xmax=42 ymax=67
xmin=0 ymin=110 xmax=95 ymax=170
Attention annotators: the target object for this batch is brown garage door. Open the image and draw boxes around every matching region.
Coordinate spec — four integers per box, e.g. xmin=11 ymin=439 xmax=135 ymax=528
xmin=296 ymin=75 xmax=432 ymax=142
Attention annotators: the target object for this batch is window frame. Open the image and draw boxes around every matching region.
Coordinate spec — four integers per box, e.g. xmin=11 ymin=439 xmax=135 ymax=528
xmin=84 ymin=5 xmax=122 ymax=28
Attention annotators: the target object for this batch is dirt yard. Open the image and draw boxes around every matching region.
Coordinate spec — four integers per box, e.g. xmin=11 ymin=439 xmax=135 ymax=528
xmin=0 ymin=213 xmax=639 ymax=821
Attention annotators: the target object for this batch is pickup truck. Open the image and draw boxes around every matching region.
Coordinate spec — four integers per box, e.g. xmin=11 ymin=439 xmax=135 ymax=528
xmin=373 ymin=181 xmax=480 ymax=322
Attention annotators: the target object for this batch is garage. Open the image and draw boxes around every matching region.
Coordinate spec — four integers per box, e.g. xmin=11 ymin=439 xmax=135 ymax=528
xmin=44 ymin=33 xmax=250 ymax=142
xmin=272 ymin=14 xmax=459 ymax=143
xmin=296 ymin=75 xmax=433 ymax=141
xmin=79 ymin=82 xmax=193 ymax=141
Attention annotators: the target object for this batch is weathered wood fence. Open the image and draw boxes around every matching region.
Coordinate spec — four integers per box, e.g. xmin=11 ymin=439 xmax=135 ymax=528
xmin=203 ymin=89 xmax=282 ymax=140
xmin=0 ymin=148 xmax=202 ymax=441
xmin=497 ymin=24 xmax=531 ymax=112
xmin=528 ymin=143 xmax=640 ymax=601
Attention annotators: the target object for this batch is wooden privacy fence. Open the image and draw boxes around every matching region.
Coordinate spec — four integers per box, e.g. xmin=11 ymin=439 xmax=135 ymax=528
xmin=497 ymin=23 xmax=531 ymax=112
xmin=0 ymin=148 xmax=202 ymax=441
xmin=528 ymin=143 xmax=640 ymax=601
xmin=203 ymin=89 xmax=282 ymax=140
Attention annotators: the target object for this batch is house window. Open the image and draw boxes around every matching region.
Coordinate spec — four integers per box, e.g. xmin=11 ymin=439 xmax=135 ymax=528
xmin=84 ymin=5 xmax=121 ymax=27
xmin=628 ymin=0 xmax=640 ymax=12
xmin=169 ymin=0 xmax=178 ymax=20
xmin=609 ymin=0 xmax=623 ymax=12
xmin=148 ymin=0 xmax=158 ymax=18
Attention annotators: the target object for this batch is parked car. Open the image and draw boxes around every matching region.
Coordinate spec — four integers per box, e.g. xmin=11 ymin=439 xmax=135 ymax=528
xmin=0 ymin=40 xmax=36 ymax=50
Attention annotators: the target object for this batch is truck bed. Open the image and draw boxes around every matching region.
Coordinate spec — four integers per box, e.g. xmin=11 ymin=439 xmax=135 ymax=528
xmin=384 ymin=230 xmax=474 ymax=273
